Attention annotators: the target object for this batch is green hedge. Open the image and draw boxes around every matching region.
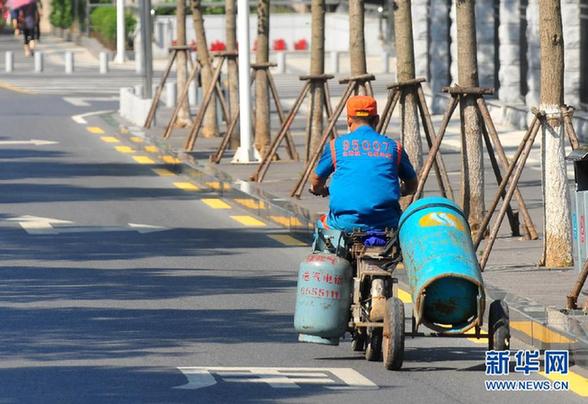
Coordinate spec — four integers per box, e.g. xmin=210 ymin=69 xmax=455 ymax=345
xmin=50 ymin=0 xmax=73 ymax=29
xmin=90 ymin=6 xmax=136 ymax=49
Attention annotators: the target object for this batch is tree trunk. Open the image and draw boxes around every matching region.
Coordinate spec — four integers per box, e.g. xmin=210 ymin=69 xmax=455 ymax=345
xmin=225 ymin=0 xmax=240 ymax=149
xmin=309 ymin=0 xmax=325 ymax=156
xmin=393 ymin=0 xmax=422 ymax=172
xmin=349 ymin=0 xmax=367 ymax=79
xmin=190 ymin=0 xmax=218 ymax=138
xmin=456 ymin=0 xmax=484 ymax=237
xmin=175 ymin=0 xmax=191 ymax=127
xmin=254 ymin=0 xmax=271 ymax=156
xmin=539 ymin=0 xmax=572 ymax=267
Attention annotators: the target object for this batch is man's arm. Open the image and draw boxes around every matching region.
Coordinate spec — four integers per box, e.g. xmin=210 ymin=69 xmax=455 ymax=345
xmin=310 ymin=172 xmax=329 ymax=197
xmin=398 ymin=148 xmax=418 ymax=196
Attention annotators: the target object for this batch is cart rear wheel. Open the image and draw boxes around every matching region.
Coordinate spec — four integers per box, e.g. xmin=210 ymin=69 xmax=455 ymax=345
xmin=488 ymin=300 xmax=510 ymax=351
xmin=383 ymin=297 xmax=405 ymax=370
xmin=365 ymin=328 xmax=382 ymax=361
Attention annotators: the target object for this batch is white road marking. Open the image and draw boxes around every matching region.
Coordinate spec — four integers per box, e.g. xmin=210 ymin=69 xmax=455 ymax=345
xmin=175 ymin=367 xmax=378 ymax=390
xmin=63 ymin=96 xmax=118 ymax=107
xmin=0 ymin=139 xmax=58 ymax=146
xmin=71 ymin=110 xmax=115 ymax=124
xmin=5 ymin=216 xmax=167 ymax=235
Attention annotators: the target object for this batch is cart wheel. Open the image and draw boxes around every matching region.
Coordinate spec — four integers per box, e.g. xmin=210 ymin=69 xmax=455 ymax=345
xmin=382 ymin=297 xmax=405 ymax=370
xmin=488 ymin=300 xmax=510 ymax=351
xmin=351 ymin=329 xmax=365 ymax=352
xmin=365 ymin=328 xmax=382 ymax=361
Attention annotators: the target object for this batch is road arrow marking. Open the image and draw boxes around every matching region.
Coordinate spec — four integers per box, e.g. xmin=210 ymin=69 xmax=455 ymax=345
xmin=71 ymin=110 xmax=115 ymax=124
xmin=175 ymin=367 xmax=378 ymax=391
xmin=5 ymin=216 xmax=167 ymax=235
xmin=0 ymin=139 xmax=58 ymax=146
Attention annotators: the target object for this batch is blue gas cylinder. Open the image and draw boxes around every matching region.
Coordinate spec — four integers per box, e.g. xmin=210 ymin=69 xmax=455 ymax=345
xmin=398 ymin=196 xmax=485 ymax=333
xmin=294 ymin=252 xmax=352 ymax=345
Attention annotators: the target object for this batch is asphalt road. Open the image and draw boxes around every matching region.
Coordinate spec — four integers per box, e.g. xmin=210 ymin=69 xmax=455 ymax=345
xmin=0 ymin=89 xmax=583 ymax=403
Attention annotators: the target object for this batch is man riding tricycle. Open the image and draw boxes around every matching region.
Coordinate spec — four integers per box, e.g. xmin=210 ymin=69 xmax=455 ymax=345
xmin=294 ymin=96 xmax=510 ymax=371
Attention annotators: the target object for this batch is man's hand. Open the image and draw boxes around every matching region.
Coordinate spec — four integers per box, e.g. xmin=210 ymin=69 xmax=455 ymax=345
xmin=400 ymin=177 xmax=418 ymax=196
xmin=309 ymin=184 xmax=329 ymax=197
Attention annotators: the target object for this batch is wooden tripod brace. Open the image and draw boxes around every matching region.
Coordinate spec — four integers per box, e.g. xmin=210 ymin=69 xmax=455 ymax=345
xmin=144 ymin=45 xmax=193 ymax=129
xmin=290 ymin=73 xmax=376 ymax=198
xmin=476 ymin=106 xmax=581 ymax=271
xmin=411 ymin=85 xmax=539 ymax=240
xmin=377 ymin=77 xmax=454 ymax=200
xmin=209 ymin=63 xmax=300 ymax=164
xmin=249 ymin=73 xmax=336 ymax=182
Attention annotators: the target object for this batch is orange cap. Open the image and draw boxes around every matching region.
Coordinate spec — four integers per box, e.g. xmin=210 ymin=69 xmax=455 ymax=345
xmin=347 ymin=95 xmax=377 ymax=117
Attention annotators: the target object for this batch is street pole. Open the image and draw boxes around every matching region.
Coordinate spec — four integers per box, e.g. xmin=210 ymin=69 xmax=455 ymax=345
xmin=232 ymin=0 xmax=258 ymax=163
xmin=115 ymin=0 xmax=125 ymax=63
xmin=140 ymin=0 xmax=154 ymax=99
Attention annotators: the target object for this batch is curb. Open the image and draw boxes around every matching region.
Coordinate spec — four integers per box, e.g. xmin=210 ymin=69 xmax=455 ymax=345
xmin=101 ymin=111 xmax=588 ymax=370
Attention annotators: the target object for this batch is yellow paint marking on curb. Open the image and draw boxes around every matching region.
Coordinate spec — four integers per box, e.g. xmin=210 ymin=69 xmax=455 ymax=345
xmin=539 ymin=370 xmax=588 ymax=397
xmin=511 ymin=320 xmax=575 ymax=344
xmin=153 ymin=168 xmax=175 ymax=177
xmin=87 ymin=126 xmax=105 ymax=134
xmin=174 ymin=182 xmax=199 ymax=191
xmin=269 ymin=215 xmax=304 ymax=228
xmin=202 ymin=198 xmax=231 ymax=209
xmin=234 ymin=198 xmax=266 ymax=210
xmin=397 ymin=288 xmax=412 ymax=304
xmin=206 ymin=181 xmax=231 ymax=191
xmin=464 ymin=328 xmax=486 ymax=345
xmin=133 ymin=156 xmax=155 ymax=164
xmin=100 ymin=136 xmax=119 ymax=143
xmin=0 ymin=80 xmax=33 ymax=94
xmin=145 ymin=145 xmax=159 ymax=153
xmin=162 ymin=155 xmax=181 ymax=164
xmin=130 ymin=136 xmax=144 ymax=143
xmin=267 ymin=234 xmax=307 ymax=247
xmin=115 ymin=146 xmax=134 ymax=154
xmin=230 ymin=216 xmax=266 ymax=227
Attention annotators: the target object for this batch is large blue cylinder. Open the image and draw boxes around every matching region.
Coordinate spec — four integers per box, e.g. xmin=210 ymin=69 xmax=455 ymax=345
xmin=294 ymin=253 xmax=352 ymax=345
xmin=398 ymin=197 xmax=485 ymax=333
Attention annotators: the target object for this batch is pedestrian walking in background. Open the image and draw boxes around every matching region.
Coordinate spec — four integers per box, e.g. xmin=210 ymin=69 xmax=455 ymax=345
xmin=19 ymin=1 xmax=37 ymax=56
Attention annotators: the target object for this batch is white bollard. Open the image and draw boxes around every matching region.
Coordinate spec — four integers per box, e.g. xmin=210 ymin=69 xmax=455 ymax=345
xmin=5 ymin=51 xmax=13 ymax=73
xmin=188 ymin=80 xmax=198 ymax=107
xmin=382 ymin=51 xmax=390 ymax=74
xmin=34 ymin=51 xmax=43 ymax=73
xmin=134 ymin=84 xmax=144 ymax=98
xmin=165 ymin=81 xmax=176 ymax=108
xmin=330 ymin=51 xmax=339 ymax=74
xmin=65 ymin=51 xmax=74 ymax=74
xmin=135 ymin=51 xmax=143 ymax=74
xmin=276 ymin=52 xmax=286 ymax=74
xmin=99 ymin=52 xmax=109 ymax=74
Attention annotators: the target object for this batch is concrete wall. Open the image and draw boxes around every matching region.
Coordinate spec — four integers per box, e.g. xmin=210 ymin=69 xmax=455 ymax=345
xmin=152 ymin=12 xmax=384 ymax=58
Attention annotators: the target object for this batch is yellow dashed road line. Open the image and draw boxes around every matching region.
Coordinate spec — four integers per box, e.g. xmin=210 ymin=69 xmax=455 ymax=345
xmin=101 ymin=136 xmax=119 ymax=143
xmin=130 ymin=136 xmax=144 ymax=143
xmin=153 ymin=168 xmax=175 ymax=177
xmin=162 ymin=155 xmax=181 ymax=164
xmin=511 ymin=320 xmax=575 ymax=344
xmin=174 ymin=182 xmax=199 ymax=191
xmin=464 ymin=328 xmax=486 ymax=345
xmin=133 ymin=156 xmax=155 ymax=164
xmin=206 ymin=181 xmax=231 ymax=191
xmin=269 ymin=215 xmax=304 ymax=228
xmin=267 ymin=234 xmax=307 ymax=247
xmin=230 ymin=216 xmax=266 ymax=227
xmin=115 ymin=146 xmax=135 ymax=154
xmin=234 ymin=198 xmax=266 ymax=210
xmin=539 ymin=370 xmax=588 ymax=397
xmin=0 ymin=80 xmax=33 ymax=94
xmin=87 ymin=126 xmax=105 ymax=134
xmin=145 ymin=145 xmax=159 ymax=153
xmin=202 ymin=198 xmax=232 ymax=209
